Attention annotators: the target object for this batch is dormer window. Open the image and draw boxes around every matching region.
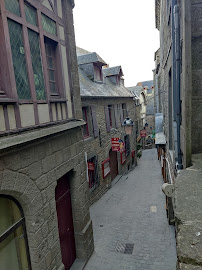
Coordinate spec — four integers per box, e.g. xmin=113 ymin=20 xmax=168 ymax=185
xmin=116 ymin=75 xmax=120 ymax=86
xmin=94 ymin=64 xmax=103 ymax=82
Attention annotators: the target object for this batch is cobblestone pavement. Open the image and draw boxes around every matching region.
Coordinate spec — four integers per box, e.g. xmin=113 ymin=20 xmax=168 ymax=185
xmin=84 ymin=149 xmax=177 ymax=270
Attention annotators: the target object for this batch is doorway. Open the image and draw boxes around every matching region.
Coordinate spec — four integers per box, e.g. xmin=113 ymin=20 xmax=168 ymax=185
xmin=109 ymin=148 xmax=118 ymax=181
xmin=55 ymin=174 xmax=76 ymax=270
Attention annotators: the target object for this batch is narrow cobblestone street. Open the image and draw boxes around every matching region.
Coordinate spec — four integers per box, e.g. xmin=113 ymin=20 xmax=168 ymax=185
xmin=85 ymin=149 xmax=177 ymax=270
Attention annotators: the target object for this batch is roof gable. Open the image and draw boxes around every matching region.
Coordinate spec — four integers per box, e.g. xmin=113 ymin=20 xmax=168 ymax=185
xmin=77 ymin=52 xmax=106 ymax=66
xmin=103 ymin=66 xmax=123 ymax=77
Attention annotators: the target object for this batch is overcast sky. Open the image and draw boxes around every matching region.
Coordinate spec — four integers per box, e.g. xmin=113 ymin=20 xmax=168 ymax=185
xmin=73 ymin=0 xmax=159 ymax=87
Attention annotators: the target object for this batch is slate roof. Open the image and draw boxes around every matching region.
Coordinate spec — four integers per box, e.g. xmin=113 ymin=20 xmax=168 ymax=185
xmin=127 ymin=86 xmax=143 ymax=98
xmin=76 ymin=47 xmax=91 ymax=56
xmin=78 ymin=67 xmax=133 ymax=98
xmin=77 ymin=52 xmax=106 ymax=66
xmin=103 ymin=66 xmax=123 ymax=77
xmin=138 ymin=80 xmax=154 ymax=94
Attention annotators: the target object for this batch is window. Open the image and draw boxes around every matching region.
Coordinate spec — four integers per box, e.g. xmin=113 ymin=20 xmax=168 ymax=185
xmin=108 ymin=105 xmax=113 ymax=128
xmin=28 ymin=29 xmax=46 ymax=100
xmin=105 ymin=105 xmax=115 ymax=131
xmin=88 ymin=156 xmax=99 ymax=191
xmin=82 ymin=106 xmax=99 ymax=139
xmin=25 ymin=3 xmax=37 ymax=26
xmin=42 ymin=13 xmax=57 ymax=36
xmin=5 ymin=0 xmax=21 ymax=16
xmin=8 ymin=19 xmax=31 ymax=100
xmin=0 ymin=196 xmax=31 ymax=270
xmin=124 ymin=135 xmax=130 ymax=156
xmin=122 ymin=103 xmax=128 ymax=120
xmin=45 ymin=39 xmax=58 ymax=95
xmin=82 ymin=107 xmax=89 ymax=138
xmin=94 ymin=65 xmax=102 ymax=82
xmin=2 ymin=0 xmax=64 ymax=101
xmin=102 ymin=158 xmax=110 ymax=178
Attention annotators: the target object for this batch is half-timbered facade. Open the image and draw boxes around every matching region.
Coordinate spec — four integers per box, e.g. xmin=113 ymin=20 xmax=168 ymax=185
xmin=0 ymin=1 xmax=93 ymax=270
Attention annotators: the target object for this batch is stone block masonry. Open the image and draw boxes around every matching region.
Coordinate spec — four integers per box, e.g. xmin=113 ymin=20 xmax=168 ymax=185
xmin=82 ymin=97 xmax=137 ymax=205
xmin=0 ymin=126 xmax=94 ymax=270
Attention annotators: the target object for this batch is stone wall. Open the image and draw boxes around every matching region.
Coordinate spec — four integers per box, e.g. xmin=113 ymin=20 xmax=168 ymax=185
xmin=82 ymin=97 xmax=137 ymax=204
xmin=0 ymin=126 xmax=94 ymax=270
xmin=191 ymin=2 xmax=202 ymax=154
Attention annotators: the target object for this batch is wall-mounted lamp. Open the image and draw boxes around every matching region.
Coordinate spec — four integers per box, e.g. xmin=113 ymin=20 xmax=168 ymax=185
xmin=122 ymin=117 xmax=134 ymax=135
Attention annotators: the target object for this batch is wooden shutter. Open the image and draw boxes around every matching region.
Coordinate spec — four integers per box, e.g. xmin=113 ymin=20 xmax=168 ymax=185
xmin=114 ymin=105 xmax=119 ymax=128
xmin=104 ymin=106 xmax=111 ymax=132
xmin=91 ymin=105 xmax=99 ymax=137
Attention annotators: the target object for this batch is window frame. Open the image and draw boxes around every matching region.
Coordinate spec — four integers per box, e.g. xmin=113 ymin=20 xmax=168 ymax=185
xmin=122 ymin=103 xmax=128 ymax=120
xmin=0 ymin=0 xmax=67 ymax=123
xmin=82 ymin=106 xmax=90 ymax=138
xmin=102 ymin=158 xmax=111 ymax=179
xmin=0 ymin=194 xmax=32 ymax=270
xmin=108 ymin=104 xmax=115 ymax=129
xmin=93 ymin=64 xmax=103 ymax=82
xmin=88 ymin=156 xmax=100 ymax=191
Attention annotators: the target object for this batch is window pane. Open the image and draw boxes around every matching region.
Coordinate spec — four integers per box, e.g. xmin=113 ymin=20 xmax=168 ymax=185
xmin=5 ymin=0 xmax=20 ymax=16
xmin=42 ymin=14 xmax=57 ymax=36
xmin=50 ymin=82 xmax=57 ymax=94
xmin=28 ymin=29 xmax=46 ymax=100
xmin=45 ymin=43 xmax=52 ymax=57
xmin=25 ymin=4 xmax=37 ymax=26
xmin=0 ymin=226 xmax=28 ymax=270
xmin=49 ymin=69 xmax=55 ymax=81
xmin=0 ymin=197 xmax=22 ymax=235
xmin=8 ymin=19 xmax=31 ymax=100
xmin=47 ymin=57 xmax=54 ymax=69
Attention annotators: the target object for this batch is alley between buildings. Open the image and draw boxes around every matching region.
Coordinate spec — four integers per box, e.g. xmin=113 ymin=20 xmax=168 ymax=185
xmin=84 ymin=149 xmax=177 ymax=270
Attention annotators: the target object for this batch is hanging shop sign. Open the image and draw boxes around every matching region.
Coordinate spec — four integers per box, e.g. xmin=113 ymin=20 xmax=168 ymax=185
xmin=111 ymin=137 xmax=120 ymax=152
xmin=140 ymin=130 xmax=147 ymax=137
xmin=88 ymin=162 xmax=95 ymax=171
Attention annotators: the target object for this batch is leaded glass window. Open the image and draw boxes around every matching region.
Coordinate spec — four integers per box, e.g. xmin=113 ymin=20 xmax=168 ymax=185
xmin=25 ymin=4 xmax=37 ymax=26
xmin=28 ymin=30 xmax=46 ymax=100
xmin=42 ymin=14 xmax=57 ymax=36
xmin=45 ymin=41 xmax=57 ymax=94
xmin=5 ymin=0 xmax=21 ymax=16
xmin=8 ymin=19 xmax=31 ymax=100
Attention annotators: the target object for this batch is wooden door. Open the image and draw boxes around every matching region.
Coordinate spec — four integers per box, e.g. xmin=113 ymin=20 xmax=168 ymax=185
xmin=55 ymin=175 xmax=76 ymax=270
xmin=109 ymin=149 xmax=118 ymax=181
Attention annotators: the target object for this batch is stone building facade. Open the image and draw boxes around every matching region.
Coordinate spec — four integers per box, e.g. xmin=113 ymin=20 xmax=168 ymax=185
xmin=77 ymin=49 xmax=137 ymax=204
xmin=0 ymin=1 xmax=93 ymax=270
xmin=155 ymin=0 xmax=202 ymax=269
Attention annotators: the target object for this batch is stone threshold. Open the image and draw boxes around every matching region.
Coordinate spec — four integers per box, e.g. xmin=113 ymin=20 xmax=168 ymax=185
xmin=70 ymin=259 xmax=87 ymax=270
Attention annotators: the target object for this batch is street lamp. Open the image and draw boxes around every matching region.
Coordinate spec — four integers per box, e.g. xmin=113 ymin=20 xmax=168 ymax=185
xmin=122 ymin=117 xmax=134 ymax=135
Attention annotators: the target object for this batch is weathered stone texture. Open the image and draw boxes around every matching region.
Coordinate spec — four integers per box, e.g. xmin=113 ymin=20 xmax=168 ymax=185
xmin=174 ymin=154 xmax=202 ymax=268
xmin=0 ymin=126 xmax=93 ymax=269
xmin=82 ymin=97 xmax=137 ymax=204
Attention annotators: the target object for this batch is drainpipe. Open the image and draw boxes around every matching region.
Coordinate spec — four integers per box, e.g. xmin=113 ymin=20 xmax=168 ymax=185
xmin=155 ymin=74 xmax=159 ymax=113
xmin=174 ymin=4 xmax=183 ymax=170
xmin=172 ymin=0 xmax=178 ymax=167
